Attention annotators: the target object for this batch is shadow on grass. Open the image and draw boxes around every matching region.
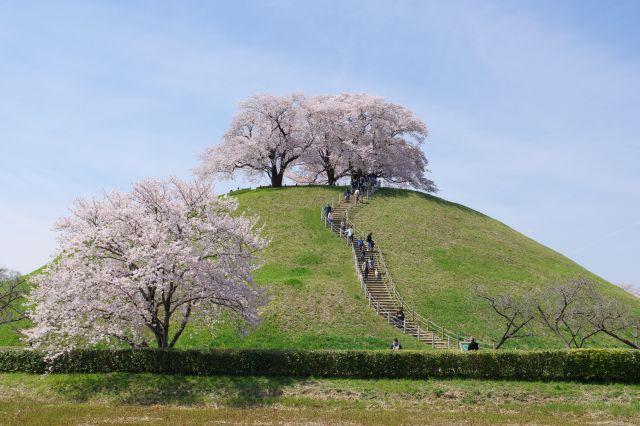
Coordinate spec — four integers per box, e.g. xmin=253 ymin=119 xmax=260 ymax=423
xmin=50 ymin=373 xmax=306 ymax=407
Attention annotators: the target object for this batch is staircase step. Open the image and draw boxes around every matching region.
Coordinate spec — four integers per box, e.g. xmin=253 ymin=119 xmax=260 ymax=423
xmin=326 ymin=188 xmax=456 ymax=350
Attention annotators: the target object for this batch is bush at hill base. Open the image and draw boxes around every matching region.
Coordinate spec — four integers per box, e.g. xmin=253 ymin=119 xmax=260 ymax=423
xmin=0 ymin=348 xmax=638 ymax=383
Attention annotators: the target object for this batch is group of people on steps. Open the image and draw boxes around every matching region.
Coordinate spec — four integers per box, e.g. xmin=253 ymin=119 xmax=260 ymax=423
xmin=324 ymin=181 xmax=482 ymax=352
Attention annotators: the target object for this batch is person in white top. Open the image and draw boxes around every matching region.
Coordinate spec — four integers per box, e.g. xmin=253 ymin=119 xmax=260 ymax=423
xmin=346 ymin=226 xmax=354 ymax=244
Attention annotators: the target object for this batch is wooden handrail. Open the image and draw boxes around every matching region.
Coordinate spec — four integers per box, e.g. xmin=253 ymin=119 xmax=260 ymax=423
xmin=320 ymin=183 xmax=494 ymax=350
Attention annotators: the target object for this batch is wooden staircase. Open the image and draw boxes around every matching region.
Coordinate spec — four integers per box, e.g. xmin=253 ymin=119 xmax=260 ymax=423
xmin=325 ymin=194 xmax=450 ymax=349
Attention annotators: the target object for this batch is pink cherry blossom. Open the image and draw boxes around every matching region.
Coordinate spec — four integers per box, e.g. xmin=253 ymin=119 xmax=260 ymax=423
xmin=26 ymin=177 xmax=268 ymax=354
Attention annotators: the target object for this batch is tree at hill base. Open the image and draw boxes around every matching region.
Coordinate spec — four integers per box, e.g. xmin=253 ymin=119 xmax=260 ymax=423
xmin=479 ymin=278 xmax=640 ymax=349
xmin=0 ymin=267 xmax=27 ymax=326
xmin=26 ymin=178 xmax=267 ymax=355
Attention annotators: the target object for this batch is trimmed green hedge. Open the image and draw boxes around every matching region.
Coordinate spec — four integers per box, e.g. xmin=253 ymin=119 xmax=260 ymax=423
xmin=0 ymin=348 xmax=638 ymax=382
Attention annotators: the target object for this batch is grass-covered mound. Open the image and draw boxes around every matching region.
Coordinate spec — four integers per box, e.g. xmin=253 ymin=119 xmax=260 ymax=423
xmin=351 ymin=188 xmax=640 ymax=348
xmin=2 ymin=186 xmax=638 ymax=350
xmin=175 ymin=186 xmax=424 ymax=350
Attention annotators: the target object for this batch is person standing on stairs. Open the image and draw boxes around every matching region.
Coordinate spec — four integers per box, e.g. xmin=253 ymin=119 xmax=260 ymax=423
xmin=346 ymin=226 xmax=354 ymax=244
xmin=327 ymin=211 xmax=334 ymax=228
xmin=362 ymin=261 xmax=369 ymax=280
xmin=344 ymin=188 xmax=351 ymax=203
xmin=340 ymin=221 xmax=346 ymax=238
xmin=324 ymin=204 xmax=332 ymax=222
xmin=368 ymin=254 xmax=375 ymax=270
xmin=395 ymin=309 xmax=405 ymax=328
xmin=366 ymin=233 xmax=373 ymax=251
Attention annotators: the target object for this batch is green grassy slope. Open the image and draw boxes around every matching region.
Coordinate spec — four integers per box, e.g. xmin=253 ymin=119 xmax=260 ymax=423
xmin=176 ymin=186 xmax=424 ymax=350
xmin=3 ymin=186 xmax=637 ymax=350
xmin=1 ymin=186 xmax=420 ymax=350
xmin=351 ymin=188 xmax=640 ymax=348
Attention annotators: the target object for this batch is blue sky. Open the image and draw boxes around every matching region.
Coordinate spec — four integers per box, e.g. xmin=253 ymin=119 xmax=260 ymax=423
xmin=1 ymin=1 xmax=638 ymax=289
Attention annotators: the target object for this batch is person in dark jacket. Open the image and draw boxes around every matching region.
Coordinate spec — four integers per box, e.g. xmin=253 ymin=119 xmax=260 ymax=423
xmin=396 ymin=309 xmax=405 ymax=327
xmin=468 ymin=337 xmax=479 ymax=351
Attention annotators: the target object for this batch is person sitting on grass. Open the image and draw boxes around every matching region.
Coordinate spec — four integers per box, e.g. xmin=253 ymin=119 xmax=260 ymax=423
xmin=468 ymin=337 xmax=479 ymax=351
xmin=391 ymin=338 xmax=402 ymax=350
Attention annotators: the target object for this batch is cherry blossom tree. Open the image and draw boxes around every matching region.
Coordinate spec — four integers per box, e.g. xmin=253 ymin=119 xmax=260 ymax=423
xmin=196 ymin=93 xmax=313 ymax=187
xmin=198 ymin=93 xmax=437 ymax=192
xmin=330 ymin=93 xmax=435 ymax=191
xmin=26 ymin=178 xmax=267 ymax=353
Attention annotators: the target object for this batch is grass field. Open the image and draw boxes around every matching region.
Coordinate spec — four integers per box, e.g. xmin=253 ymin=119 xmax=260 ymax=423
xmin=0 ymin=373 xmax=638 ymax=425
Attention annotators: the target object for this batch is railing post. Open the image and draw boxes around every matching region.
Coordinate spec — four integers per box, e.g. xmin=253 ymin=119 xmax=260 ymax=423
xmin=403 ymin=320 xmax=406 ymax=333
xmin=447 ymin=336 xmax=450 ymax=349
xmin=368 ymin=293 xmax=371 ymax=306
xmin=376 ymin=302 xmax=379 ymax=315
xmin=431 ymin=338 xmax=435 ymax=349
xmin=417 ymin=326 xmax=420 ymax=340
xmin=386 ymin=311 xmax=390 ymax=323
xmin=441 ymin=326 xmax=444 ymax=339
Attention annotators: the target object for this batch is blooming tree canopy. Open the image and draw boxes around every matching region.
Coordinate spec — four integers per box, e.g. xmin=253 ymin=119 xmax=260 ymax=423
xmin=26 ymin=178 xmax=267 ymax=353
xmin=198 ymin=93 xmax=437 ymax=192
xmin=196 ymin=93 xmax=313 ymax=187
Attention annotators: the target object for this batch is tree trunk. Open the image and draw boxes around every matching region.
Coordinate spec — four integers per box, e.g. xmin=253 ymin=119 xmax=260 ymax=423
xmin=271 ymin=172 xmax=284 ymax=187
xmin=326 ymin=166 xmax=336 ymax=186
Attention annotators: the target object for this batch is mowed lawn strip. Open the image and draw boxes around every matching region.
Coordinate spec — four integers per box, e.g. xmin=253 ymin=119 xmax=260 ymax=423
xmin=0 ymin=373 xmax=638 ymax=425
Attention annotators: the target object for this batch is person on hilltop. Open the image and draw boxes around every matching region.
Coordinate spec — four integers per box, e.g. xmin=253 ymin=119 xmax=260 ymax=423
xmin=390 ymin=338 xmax=402 ymax=350
xmin=327 ymin=211 xmax=334 ymax=227
xmin=344 ymin=188 xmax=351 ymax=203
xmin=468 ymin=337 xmax=479 ymax=351
xmin=354 ymin=188 xmax=360 ymax=204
